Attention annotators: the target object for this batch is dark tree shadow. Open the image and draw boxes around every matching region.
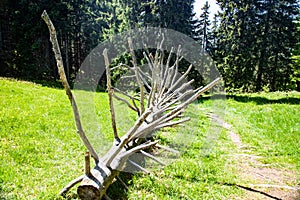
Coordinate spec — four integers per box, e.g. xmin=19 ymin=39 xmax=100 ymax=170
xmin=105 ymin=172 xmax=133 ymax=200
xmin=199 ymin=94 xmax=300 ymax=105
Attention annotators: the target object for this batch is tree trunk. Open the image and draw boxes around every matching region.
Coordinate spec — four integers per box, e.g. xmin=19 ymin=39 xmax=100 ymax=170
xmin=65 ymin=34 xmax=69 ymax=82
xmin=77 ymin=163 xmax=119 ymax=200
xmin=0 ymin=18 xmax=2 ymax=51
xmin=256 ymin=0 xmax=271 ymax=92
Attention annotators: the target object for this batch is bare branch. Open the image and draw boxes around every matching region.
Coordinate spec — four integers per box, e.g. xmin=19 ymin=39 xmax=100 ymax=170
xmin=171 ymin=46 xmax=182 ymax=86
xmin=128 ymin=159 xmax=150 ymax=174
xmin=120 ymin=141 xmax=158 ymax=158
xmin=85 ymin=151 xmax=91 ymax=176
xmin=158 ymin=79 xmax=195 ymax=107
xmin=105 ymin=109 xmax=152 ymax=166
xmin=59 ymin=175 xmax=84 ymax=196
xmin=119 ymin=75 xmax=136 ymax=80
xmin=156 ymin=144 xmax=180 ymax=155
xmin=155 ymin=117 xmax=190 ymax=129
xmin=113 ymin=94 xmax=139 ymax=113
xmin=140 ymin=150 xmax=166 ymax=166
xmin=166 ymin=64 xmax=193 ymax=96
xmin=116 ymin=176 xmax=129 ymax=190
xmin=103 ymin=48 xmax=120 ymax=143
xmin=143 ymin=51 xmax=154 ymax=71
xmin=113 ymin=87 xmax=139 ymax=101
xmin=128 ymin=37 xmax=145 ymax=114
xmin=41 ymin=10 xmax=99 ymax=162
xmin=110 ymin=63 xmax=133 ymax=71
xmin=137 ymin=67 xmax=152 ymax=81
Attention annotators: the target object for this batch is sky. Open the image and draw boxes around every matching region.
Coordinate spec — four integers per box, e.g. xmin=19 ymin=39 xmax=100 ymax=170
xmin=193 ymin=0 xmax=220 ymax=20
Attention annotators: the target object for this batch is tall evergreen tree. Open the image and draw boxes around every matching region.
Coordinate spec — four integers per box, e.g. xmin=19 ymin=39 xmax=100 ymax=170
xmin=214 ymin=0 xmax=259 ymax=91
xmin=0 ymin=0 xmax=204 ymax=85
xmin=0 ymin=0 xmax=110 ymax=81
xmin=292 ymin=18 xmax=300 ymax=91
xmin=214 ymin=0 xmax=299 ymax=91
xmin=197 ymin=1 xmax=211 ymax=51
xmin=255 ymin=0 xmax=298 ymax=91
xmin=154 ymin=0 xmax=198 ymax=39
xmin=123 ymin=0 xmax=199 ymax=38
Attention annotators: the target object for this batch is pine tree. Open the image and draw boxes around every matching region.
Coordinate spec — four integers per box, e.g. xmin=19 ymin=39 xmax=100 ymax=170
xmin=125 ymin=0 xmax=199 ymax=38
xmin=214 ymin=0 xmax=258 ymax=91
xmin=0 ymin=0 xmax=204 ymax=84
xmin=292 ymin=18 xmax=300 ymax=91
xmin=197 ymin=1 xmax=211 ymax=51
xmin=255 ymin=0 xmax=298 ymax=91
xmin=0 ymin=0 xmax=110 ymax=81
xmin=214 ymin=0 xmax=299 ymax=92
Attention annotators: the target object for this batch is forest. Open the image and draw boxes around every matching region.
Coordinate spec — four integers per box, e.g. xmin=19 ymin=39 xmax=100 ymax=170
xmin=0 ymin=0 xmax=299 ymax=92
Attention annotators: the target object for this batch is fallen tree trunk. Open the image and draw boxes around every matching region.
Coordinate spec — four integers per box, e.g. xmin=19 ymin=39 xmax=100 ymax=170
xmin=77 ymin=163 xmax=118 ymax=199
xmin=42 ymin=10 xmax=221 ymax=199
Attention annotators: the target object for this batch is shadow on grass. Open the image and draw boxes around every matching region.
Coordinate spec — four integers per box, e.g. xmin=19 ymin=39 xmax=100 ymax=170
xmin=106 ymin=172 xmax=133 ymax=200
xmin=200 ymin=94 xmax=300 ymax=105
xmin=31 ymin=79 xmax=65 ymax=89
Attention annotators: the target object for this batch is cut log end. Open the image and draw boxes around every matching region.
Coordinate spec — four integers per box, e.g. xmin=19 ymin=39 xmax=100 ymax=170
xmin=77 ymin=185 xmax=100 ymax=200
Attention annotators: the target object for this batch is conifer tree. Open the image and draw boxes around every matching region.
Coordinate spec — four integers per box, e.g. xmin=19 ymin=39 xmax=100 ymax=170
xmin=214 ymin=0 xmax=299 ymax=91
xmin=197 ymin=1 xmax=211 ymax=51
xmin=292 ymin=18 xmax=300 ymax=91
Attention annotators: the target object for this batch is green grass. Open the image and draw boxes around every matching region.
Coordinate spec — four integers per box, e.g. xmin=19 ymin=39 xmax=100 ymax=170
xmin=120 ymin=105 xmax=240 ymax=200
xmin=0 ymin=78 xmax=85 ymax=199
xmin=223 ymin=92 xmax=300 ymax=172
xmin=0 ymin=78 xmax=299 ymax=199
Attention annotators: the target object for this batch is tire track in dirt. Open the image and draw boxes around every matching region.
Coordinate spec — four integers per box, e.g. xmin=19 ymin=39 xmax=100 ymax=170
xmin=209 ymin=113 xmax=300 ymax=200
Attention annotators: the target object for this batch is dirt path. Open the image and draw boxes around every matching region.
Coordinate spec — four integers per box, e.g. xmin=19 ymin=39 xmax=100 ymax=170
xmin=209 ymin=113 xmax=300 ymax=200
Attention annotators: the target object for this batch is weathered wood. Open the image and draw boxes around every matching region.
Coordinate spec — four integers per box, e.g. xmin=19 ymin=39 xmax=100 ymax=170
xmin=59 ymin=175 xmax=84 ymax=196
xmin=42 ymin=12 xmax=222 ymax=198
xmin=128 ymin=37 xmax=145 ymax=114
xmin=41 ymin=10 xmax=99 ymax=162
xmin=103 ymin=48 xmax=120 ymax=143
xmin=85 ymin=151 xmax=91 ymax=176
xmin=140 ymin=150 xmax=166 ymax=166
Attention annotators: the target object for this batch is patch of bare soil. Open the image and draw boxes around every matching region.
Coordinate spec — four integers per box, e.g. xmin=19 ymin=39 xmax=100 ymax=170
xmin=209 ymin=113 xmax=300 ymax=200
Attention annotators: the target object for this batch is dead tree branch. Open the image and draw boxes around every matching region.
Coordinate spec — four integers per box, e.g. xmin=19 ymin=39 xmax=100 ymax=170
xmin=103 ymin=48 xmax=120 ymax=143
xmin=41 ymin=10 xmax=99 ymax=162
xmin=42 ymin=11 xmax=221 ymax=199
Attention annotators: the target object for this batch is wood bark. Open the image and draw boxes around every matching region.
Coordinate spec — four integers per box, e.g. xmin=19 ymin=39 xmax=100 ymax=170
xmin=41 ymin=10 xmax=99 ymax=162
xmin=42 ymin=10 xmax=221 ymax=199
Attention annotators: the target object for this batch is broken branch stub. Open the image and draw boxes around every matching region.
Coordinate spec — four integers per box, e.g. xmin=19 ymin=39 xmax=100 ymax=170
xmin=42 ymin=10 xmax=221 ymax=199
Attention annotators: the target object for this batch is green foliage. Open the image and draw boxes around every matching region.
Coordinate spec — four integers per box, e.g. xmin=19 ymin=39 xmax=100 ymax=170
xmin=197 ymin=1 xmax=211 ymax=50
xmin=125 ymin=109 xmax=240 ymax=199
xmin=1 ymin=0 xmax=299 ymax=92
xmin=214 ymin=0 xmax=299 ymax=92
xmin=292 ymin=18 xmax=300 ymax=91
xmin=0 ymin=78 xmax=238 ymax=199
xmin=0 ymin=0 xmax=109 ymax=81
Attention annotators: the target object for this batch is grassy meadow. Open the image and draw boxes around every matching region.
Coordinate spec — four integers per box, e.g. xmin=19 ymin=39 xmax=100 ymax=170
xmin=0 ymin=77 xmax=299 ymax=199
xmin=224 ymin=93 xmax=300 ymax=172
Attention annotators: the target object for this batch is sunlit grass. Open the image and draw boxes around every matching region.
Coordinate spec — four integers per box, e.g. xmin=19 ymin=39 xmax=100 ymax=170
xmin=1 ymin=78 xmax=298 ymax=199
xmin=0 ymin=78 xmax=84 ymax=199
xmin=223 ymin=92 xmax=300 ymax=171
